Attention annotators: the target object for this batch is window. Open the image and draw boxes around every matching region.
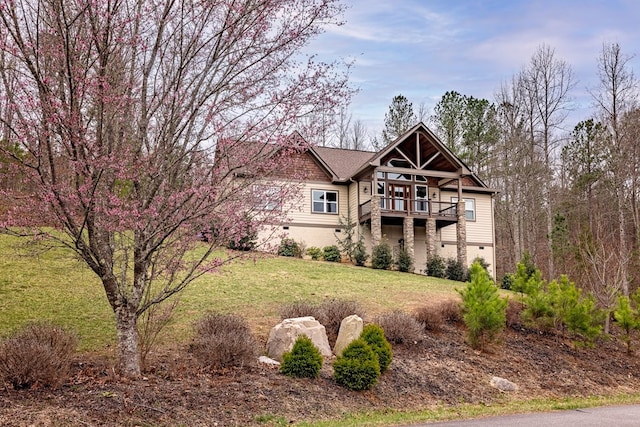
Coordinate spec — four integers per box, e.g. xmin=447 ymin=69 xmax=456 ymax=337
xmin=254 ymin=185 xmax=281 ymax=211
xmin=415 ymin=185 xmax=428 ymax=212
xmin=377 ymin=182 xmax=386 ymax=209
xmin=312 ymin=190 xmax=338 ymax=214
xmin=451 ymin=197 xmax=476 ymax=221
xmin=386 ymin=158 xmax=412 ymax=180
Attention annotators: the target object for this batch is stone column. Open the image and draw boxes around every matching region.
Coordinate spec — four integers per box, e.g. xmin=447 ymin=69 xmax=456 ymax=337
xmin=456 ymin=201 xmax=467 ymax=268
xmin=403 ymin=216 xmax=414 ymax=260
xmin=425 ymin=217 xmax=437 ymax=259
xmin=371 ymin=195 xmax=382 ymax=247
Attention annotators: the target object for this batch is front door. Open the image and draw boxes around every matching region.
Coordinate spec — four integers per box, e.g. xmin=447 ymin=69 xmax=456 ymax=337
xmin=388 ymin=184 xmax=410 ymax=211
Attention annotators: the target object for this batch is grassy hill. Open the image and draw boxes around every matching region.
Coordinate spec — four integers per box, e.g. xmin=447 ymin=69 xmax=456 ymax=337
xmin=3 ymin=234 xmax=640 ymax=426
xmin=0 ymin=234 xmax=461 ymax=351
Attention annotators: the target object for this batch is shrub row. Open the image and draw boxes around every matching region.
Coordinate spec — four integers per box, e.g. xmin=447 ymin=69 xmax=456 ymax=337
xmin=278 ymin=323 xmax=393 ymax=392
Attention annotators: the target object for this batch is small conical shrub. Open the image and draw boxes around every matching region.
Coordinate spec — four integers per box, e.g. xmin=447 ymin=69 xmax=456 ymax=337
xmin=458 ymin=261 xmax=507 ymax=350
xmin=360 ymin=324 xmax=392 ymax=372
xmin=333 ymin=339 xmax=380 ymax=391
xmin=280 ymin=335 xmax=324 ymax=379
xmin=371 ymin=242 xmax=393 ymax=270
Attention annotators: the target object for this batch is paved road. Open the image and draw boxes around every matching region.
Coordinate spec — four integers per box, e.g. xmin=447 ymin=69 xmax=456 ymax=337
xmin=413 ymin=405 xmax=640 ymax=426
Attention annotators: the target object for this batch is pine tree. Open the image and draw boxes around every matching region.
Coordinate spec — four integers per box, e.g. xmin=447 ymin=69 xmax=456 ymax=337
xmin=458 ymin=261 xmax=507 ymax=350
xmin=381 ymin=95 xmax=417 ymax=145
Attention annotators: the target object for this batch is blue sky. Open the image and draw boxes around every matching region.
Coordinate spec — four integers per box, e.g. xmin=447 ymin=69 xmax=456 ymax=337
xmin=310 ymin=0 xmax=640 ymax=137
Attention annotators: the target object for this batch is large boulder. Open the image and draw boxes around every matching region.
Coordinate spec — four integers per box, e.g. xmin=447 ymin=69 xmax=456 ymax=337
xmin=333 ymin=315 xmax=363 ymax=356
xmin=490 ymin=376 xmax=518 ymax=392
xmin=266 ymin=316 xmax=331 ymax=361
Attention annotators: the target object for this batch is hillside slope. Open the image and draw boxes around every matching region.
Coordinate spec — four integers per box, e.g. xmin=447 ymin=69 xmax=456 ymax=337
xmin=2 ymin=319 xmax=640 ymax=426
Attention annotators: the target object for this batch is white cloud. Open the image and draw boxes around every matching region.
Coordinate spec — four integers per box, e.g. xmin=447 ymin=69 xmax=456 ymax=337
xmin=313 ymin=0 xmax=640 ymax=136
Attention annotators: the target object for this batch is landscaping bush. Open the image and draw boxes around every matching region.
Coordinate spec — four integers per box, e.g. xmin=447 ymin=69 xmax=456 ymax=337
xmin=375 ymin=310 xmax=424 ymax=345
xmin=0 ymin=322 xmax=77 ymax=390
xmin=317 ymin=299 xmax=365 ymax=345
xmin=439 ymin=299 xmax=463 ymax=325
xmin=501 ymin=272 xmax=515 ymax=290
xmin=353 ymin=239 xmax=369 ymax=267
xmin=614 ymin=294 xmax=640 ymax=354
xmin=227 ymin=223 xmax=257 ymax=251
xmin=333 ymin=339 xmax=380 ymax=391
xmin=279 ymin=301 xmax=318 ymax=320
xmin=280 ymin=335 xmax=323 ymax=379
xmin=189 ymin=312 xmax=257 ymax=370
xmin=277 ymin=238 xmax=302 ymax=258
xmin=360 ymin=324 xmax=392 ymax=372
xmin=547 ymin=276 xmax=603 ymax=346
xmin=425 ymin=254 xmax=446 ymax=278
xmin=471 ymin=256 xmax=492 ymax=278
xmin=322 ymin=245 xmax=341 ymax=262
xmin=505 ymin=298 xmax=524 ymax=330
xmin=371 ymin=241 xmax=393 ymax=270
xmin=458 ymin=262 xmax=507 ymax=350
xmin=305 ymin=246 xmax=323 ymax=260
xmin=395 ymin=248 xmax=413 ymax=273
xmin=414 ymin=305 xmax=445 ymax=333
xmin=445 ymin=257 xmax=468 ymax=282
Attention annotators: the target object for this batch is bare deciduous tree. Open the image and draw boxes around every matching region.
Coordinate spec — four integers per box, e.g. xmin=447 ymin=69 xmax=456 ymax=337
xmin=589 ymin=42 xmax=639 ymax=295
xmin=520 ymin=44 xmax=575 ymax=279
xmin=0 ymin=0 xmax=351 ymax=377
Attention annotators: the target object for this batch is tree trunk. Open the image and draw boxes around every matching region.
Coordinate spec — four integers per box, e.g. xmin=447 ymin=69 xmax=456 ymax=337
xmin=115 ymin=305 xmax=141 ymax=378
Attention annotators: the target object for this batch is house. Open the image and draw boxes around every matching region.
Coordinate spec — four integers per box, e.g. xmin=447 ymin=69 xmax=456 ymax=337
xmin=261 ymin=122 xmax=498 ymax=277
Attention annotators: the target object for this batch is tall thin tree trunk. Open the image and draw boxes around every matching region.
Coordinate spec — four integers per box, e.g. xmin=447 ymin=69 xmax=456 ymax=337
xmin=616 ymin=185 xmax=630 ymax=296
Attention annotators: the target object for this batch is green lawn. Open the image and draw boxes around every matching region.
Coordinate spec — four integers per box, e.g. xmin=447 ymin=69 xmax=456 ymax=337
xmin=0 ymin=234 xmax=461 ymax=351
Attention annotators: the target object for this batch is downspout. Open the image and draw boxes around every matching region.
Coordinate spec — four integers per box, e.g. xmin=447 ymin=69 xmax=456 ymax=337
xmin=349 ymin=178 xmax=357 ymax=237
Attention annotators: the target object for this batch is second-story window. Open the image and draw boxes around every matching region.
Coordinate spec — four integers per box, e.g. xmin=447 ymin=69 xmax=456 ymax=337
xmin=452 ymin=197 xmax=476 ymax=221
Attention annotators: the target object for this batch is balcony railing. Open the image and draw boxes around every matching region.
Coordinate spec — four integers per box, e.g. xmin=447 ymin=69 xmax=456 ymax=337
xmin=359 ymin=198 xmax=458 ymax=219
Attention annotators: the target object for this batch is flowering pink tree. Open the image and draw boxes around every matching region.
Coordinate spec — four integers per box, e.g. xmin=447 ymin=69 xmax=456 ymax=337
xmin=0 ymin=0 xmax=351 ymax=377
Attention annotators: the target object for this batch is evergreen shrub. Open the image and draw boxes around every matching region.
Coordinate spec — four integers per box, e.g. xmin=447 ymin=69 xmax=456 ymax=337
xmin=371 ymin=242 xmax=393 ymax=270
xmin=280 ymin=335 xmax=323 ymax=379
xmin=426 ymin=255 xmax=446 ymax=278
xmin=353 ymin=239 xmax=369 ymax=266
xmin=446 ymin=258 xmax=468 ymax=282
xmin=277 ymin=238 xmax=302 ymax=258
xmin=360 ymin=324 xmax=392 ymax=372
xmin=306 ymin=246 xmax=323 ymax=260
xmin=396 ymin=248 xmax=413 ymax=272
xmin=333 ymin=339 xmax=380 ymax=391
xmin=322 ymin=245 xmax=341 ymax=262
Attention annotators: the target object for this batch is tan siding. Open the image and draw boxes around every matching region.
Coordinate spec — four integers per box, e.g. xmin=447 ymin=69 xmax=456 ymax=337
xmin=439 ymin=192 xmax=494 ymax=244
xmin=348 ymin=182 xmax=358 ymax=223
xmin=286 ymin=183 xmax=348 ymax=226
xmin=467 ymin=194 xmax=494 ymax=243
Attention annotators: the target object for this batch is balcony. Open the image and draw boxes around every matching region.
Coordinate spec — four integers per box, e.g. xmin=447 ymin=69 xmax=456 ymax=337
xmin=359 ymin=197 xmax=458 ymax=224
